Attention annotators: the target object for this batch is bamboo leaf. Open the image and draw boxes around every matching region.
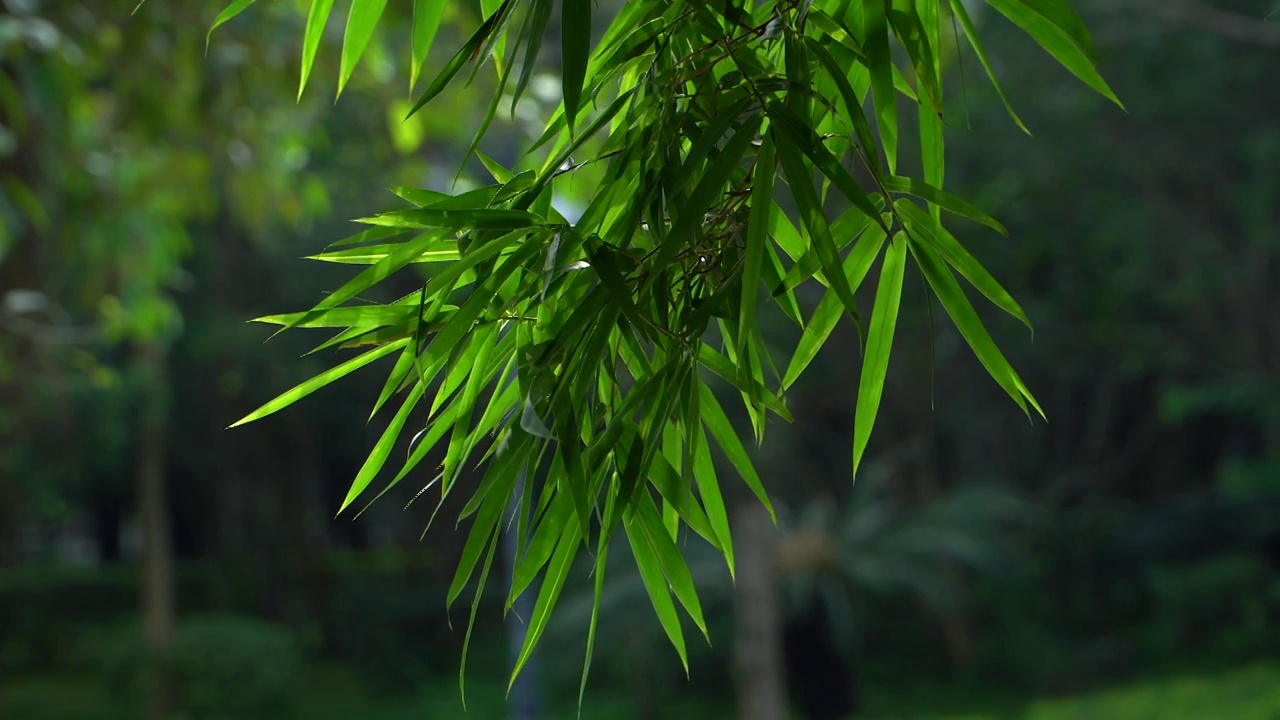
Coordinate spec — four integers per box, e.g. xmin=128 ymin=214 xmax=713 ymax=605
xmin=410 ymin=0 xmax=448 ymax=92
xmin=983 ymin=0 xmax=1122 ymax=108
xmin=625 ymin=511 xmax=689 ymax=673
xmin=338 ymin=0 xmax=389 ymax=99
xmin=949 ymin=0 xmax=1030 ymax=135
xmin=207 ymin=0 xmax=258 ymax=50
xmin=230 ymin=339 xmax=408 ymax=428
xmin=852 ymin=232 xmax=907 ymax=480
xmin=909 ymin=237 xmax=1044 ymax=418
xmin=510 ymin=518 xmax=582 ymax=686
xmin=561 ymin=0 xmax=591 ymax=129
xmin=699 ymin=384 xmax=773 ymax=521
xmin=339 ymin=380 xmax=425 ymax=513
xmin=299 ymin=0 xmax=337 ymax=100
xmin=896 ymin=199 xmax=1031 ymax=332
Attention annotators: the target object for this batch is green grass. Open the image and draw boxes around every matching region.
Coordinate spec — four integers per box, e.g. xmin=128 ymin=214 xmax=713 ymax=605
xmin=4 ymin=661 xmax=1279 ymax=719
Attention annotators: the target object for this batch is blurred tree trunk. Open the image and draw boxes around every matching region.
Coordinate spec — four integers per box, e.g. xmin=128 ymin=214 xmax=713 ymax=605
xmin=137 ymin=340 xmax=176 ymax=720
xmin=733 ymin=502 xmax=788 ymax=720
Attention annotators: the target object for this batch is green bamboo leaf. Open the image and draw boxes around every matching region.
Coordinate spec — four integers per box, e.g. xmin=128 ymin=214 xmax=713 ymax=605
xmin=206 ymin=0 xmax=258 ymax=50
xmin=511 ymin=0 xmax=554 ymax=115
xmin=410 ymin=0 xmax=447 ymax=92
xmin=370 ymin=342 xmax=420 ymax=420
xmin=442 ymin=325 xmax=500 ymax=481
xmin=337 ymin=0 xmax=389 ymax=100
xmin=554 ymin=400 xmax=592 ymax=540
xmin=339 ymin=379 xmax=425 ymax=513
xmin=510 ymin=518 xmax=582 ymax=686
xmin=915 ymin=0 xmax=944 ymax=212
xmin=762 ymin=243 xmax=804 ymax=326
xmin=299 ymin=0 xmax=336 ymax=100
xmin=354 ymin=207 xmax=543 ymax=231
xmin=634 ymin=490 xmax=709 ymax=642
xmin=650 ymin=452 xmax=719 ymax=551
xmin=773 ymin=125 xmax=864 ymax=337
xmin=475 ymin=149 xmax=516 ymax=183
xmin=230 ymin=339 xmax=408 ymax=428
xmin=949 ymin=0 xmax=1030 ymax=135
xmin=767 ymin=100 xmax=885 ymax=226
xmin=738 ymin=138 xmax=775 ymax=377
xmin=909 ymin=237 xmax=1044 ymax=418
xmin=699 ymin=384 xmax=773 ymax=521
xmin=323 ymin=225 xmax=406 ymax=249
xmin=508 ymin=491 xmax=574 ymax=606
xmin=806 ymin=36 xmax=884 ymax=179
xmin=251 ymin=304 xmax=418 ymax=329
xmin=782 ymin=225 xmax=888 ymax=389
xmin=624 ymin=513 xmax=689 ymax=674
xmin=896 ymin=200 xmax=1031 ymax=332
xmin=458 ymin=515 xmax=500 ymax=707
xmin=882 ymin=175 xmax=1008 ymax=235
xmin=407 ymin=0 xmax=516 ymax=118
xmin=691 ymin=425 xmax=733 ymax=578
xmin=481 ymin=0 xmax=508 ymax=70
xmin=697 ymin=345 xmax=793 ymax=422
xmin=576 ymin=531 xmax=609 ymax=710
xmin=983 ymin=0 xmax=1122 ymax=108
xmin=561 ymin=0 xmax=591 ymax=130
xmin=447 ymin=463 xmax=521 ymax=608
xmin=286 ymin=232 xmax=447 ymax=330
xmin=865 ymin=0 xmax=898 ymax=173
xmin=852 ymin=232 xmax=907 ymax=480
xmin=888 ymin=0 xmax=942 ymax=113
xmin=1020 ymin=0 xmax=1098 ymax=61
xmin=304 ymin=242 xmax=461 ymax=265
xmin=640 ymin=115 xmax=761 ymax=293
xmin=587 ymin=241 xmax=655 ymax=342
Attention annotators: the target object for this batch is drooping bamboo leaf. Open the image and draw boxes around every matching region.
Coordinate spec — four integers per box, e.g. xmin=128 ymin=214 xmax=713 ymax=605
xmin=633 ymin=490 xmax=709 ymax=642
xmin=410 ymin=0 xmax=448 ymax=92
xmin=407 ymin=0 xmax=516 ymax=118
xmin=852 ymin=232 xmax=907 ymax=480
xmin=773 ymin=124 xmax=864 ymax=338
xmin=896 ymin=199 xmax=1031 ymax=332
xmin=206 ymin=0 xmax=258 ymax=50
xmin=625 ymin=510 xmax=689 ymax=673
xmin=699 ymin=384 xmax=773 ymax=521
xmin=338 ymin=0 xmax=390 ymax=99
xmin=949 ymin=0 xmax=1031 ymax=135
xmin=737 ymin=138 xmax=775 ymax=382
xmin=509 ymin=518 xmax=582 ymax=686
xmin=909 ymin=236 xmax=1044 ymax=419
xmin=865 ymin=0 xmax=898 ymax=173
xmin=561 ymin=0 xmax=591 ymax=130
xmin=299 ymin=0 xmax=337 ymax=99
xmin=339 ymin=379 xmax=425 ymax=512
xmin=983 ymin=0 xmax=1122 ymax=107
xmin=783 ymin=226 xmax=889 ymax=389
xmin=882 ymin=175 xmax=1008 ymax=235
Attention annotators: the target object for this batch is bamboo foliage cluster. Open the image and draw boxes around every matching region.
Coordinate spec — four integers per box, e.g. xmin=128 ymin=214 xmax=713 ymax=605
xmin=179 ymin=0 xmax=1120 ymax=697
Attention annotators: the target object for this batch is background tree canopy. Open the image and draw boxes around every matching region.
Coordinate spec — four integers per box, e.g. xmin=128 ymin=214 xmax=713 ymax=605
xmin=4 ymin=0 xmax=1280 ymax=719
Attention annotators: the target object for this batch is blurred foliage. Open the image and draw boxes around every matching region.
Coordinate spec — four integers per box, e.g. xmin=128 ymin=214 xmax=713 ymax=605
xmin=85 ymin=614 xmax=301 ymax=720
xmin=1 ymin=0 xmax=1278 ymax=717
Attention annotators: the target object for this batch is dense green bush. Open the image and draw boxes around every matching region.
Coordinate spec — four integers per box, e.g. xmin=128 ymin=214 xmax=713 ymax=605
xmin=90 ymin=614 xmax=300 ymax=720
xmin=0 ymin=562 xmax=222 ymax=673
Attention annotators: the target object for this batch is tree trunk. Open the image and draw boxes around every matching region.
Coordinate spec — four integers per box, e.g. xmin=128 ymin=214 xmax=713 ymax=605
xmin=137 ymin=341 xmax=176 ymax=720
xmin=733 ymin=502 xmax=788 ymax=720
